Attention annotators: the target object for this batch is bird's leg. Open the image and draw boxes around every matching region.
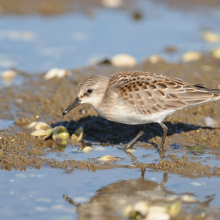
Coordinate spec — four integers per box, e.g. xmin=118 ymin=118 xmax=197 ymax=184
xmin=126 ymin=125 xmax=145 ymax=149
xmin=158 ymin=122 xmax=168 ymax=151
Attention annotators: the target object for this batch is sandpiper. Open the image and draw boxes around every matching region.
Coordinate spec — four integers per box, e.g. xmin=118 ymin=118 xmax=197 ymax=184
xmin=62 ymin=71 xmax=220 ymax=151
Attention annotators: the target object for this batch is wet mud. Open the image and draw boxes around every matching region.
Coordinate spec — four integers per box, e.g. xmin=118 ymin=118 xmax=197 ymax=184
xmin=0 ymin=56 xmax=220 ymax=179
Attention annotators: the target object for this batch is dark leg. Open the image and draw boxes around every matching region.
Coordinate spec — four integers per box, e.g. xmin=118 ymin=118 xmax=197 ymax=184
xmin=126 ymin=126 xmax=145 ymax=149
xmin=158 ymin=122 xmax=168 ymax=151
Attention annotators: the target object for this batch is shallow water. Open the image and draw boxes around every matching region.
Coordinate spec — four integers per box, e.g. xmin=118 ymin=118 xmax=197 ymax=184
xmin=1 ymin=167 xmax=220 ymax=220
xmin=0 ymin=1 xmax=220 ymax=74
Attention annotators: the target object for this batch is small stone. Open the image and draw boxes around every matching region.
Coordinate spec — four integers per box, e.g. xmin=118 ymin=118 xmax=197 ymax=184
xmin=71 ymin=127 xmax=83 ymax=142
xmin=31 ymin=129 xmax=48 ymax=137
xmin=202 ymin=31 xmax=219 ymax=43
xmin=112 ymin=54 xmax=137 ymax=67
xmin=182 ymin=52 xmax=202 ymax=62
xmin=1 ymin=70 xmax=17 ymax=80
xmin=98 ymin=155 xmax=118 ymax=161
xmin=211 ymin=48 xmax=220 ymax=59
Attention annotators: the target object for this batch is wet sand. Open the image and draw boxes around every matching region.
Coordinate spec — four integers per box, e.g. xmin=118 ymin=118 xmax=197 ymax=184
xmin=0 ymin=56 xmax=220 ymax=179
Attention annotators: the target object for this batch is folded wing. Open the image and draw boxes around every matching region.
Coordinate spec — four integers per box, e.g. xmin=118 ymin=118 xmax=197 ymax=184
xmin=107 ymin=72 xmax=219 ymax=116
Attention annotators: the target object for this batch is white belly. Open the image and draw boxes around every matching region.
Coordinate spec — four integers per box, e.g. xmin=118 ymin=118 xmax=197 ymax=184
xmin=95 ymin=105 xmax=175 ymax=125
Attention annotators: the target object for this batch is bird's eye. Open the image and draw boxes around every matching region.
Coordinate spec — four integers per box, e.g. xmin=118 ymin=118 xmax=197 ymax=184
xmin=87 ymin=89 xmax=93 ymax=94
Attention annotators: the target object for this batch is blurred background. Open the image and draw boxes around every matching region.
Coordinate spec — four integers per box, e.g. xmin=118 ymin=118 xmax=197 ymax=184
xmin=0 ymin=0 xmax=220 ymax=73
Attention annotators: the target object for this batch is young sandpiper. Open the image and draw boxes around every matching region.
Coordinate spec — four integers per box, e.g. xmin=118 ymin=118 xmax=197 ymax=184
xmin=62 ymin=71 xmax=220 ymax=151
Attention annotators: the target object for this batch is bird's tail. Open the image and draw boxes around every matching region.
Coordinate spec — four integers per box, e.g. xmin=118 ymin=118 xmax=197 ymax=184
xmin=210 ymin=89 xmax=220 ymax=100
xmin=193 ymin=84 xmax=220 ymax=100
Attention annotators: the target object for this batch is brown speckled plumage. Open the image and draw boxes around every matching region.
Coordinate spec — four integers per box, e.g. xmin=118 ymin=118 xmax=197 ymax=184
xmin=106 ymin=72 xmax=218 ymax=117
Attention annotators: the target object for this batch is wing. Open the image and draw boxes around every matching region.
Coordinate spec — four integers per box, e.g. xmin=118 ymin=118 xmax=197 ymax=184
xmin=107 ymin=72 xmax=217 ymax=116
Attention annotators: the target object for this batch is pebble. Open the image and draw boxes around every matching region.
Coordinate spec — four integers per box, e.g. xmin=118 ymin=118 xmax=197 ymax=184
xmin=44 ymin=68 xmax=70 ymax=80
xmin=112 ymin=54 xmax=137 ymax=67
xmin=202 ymin=31 xmax=219 ymax=43
xmin=1 ymin=70 xmax=17 ymax=80
xmin=211 ymin=48 xmax=220 ymax=59
xmin=98 ymin=155 xmax=118 ymax=161
xmin=182 ymin=51 xmax=202 ymax=62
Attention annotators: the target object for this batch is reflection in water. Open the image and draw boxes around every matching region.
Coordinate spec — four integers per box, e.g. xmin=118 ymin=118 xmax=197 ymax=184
xmin=63 ymin=171 xmax=217 ymax=220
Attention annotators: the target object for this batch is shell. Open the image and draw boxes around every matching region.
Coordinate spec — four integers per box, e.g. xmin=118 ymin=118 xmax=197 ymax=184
xmin=202 ymin=31 xmax=219 ymax=43
xmin=181 ymin=195 xmax=198 ymax=203
xmin=82 ymin=146 xmax=93 ymax=153
xmin=169 ymin=201 xmax=182 ymax=218
xmin=26 ymin=121 xmax=51 ymax=130
xmin=44 ymin=68 xmax=70 ymax=80
xmin=112 ymin=54 xmax=137 ymax=67
xmin=43 ymin=128 xmax=54 ymax=140
xmin=31 ymin=129 xmax=48 ymax=137
xmin=133 ymin=201 xmax=149 ymax=216
xmin=26 ymin=121 xmax=38 ymax=128
xmin=121 ymin=204 xmax=132 ymax=218
xmin=52 ymin=126 xmax=69 ymax=145
xmin=98 ymin=155 xmax=118 ymax=161
xmin=34 ymin=122 xmax=51 ymax=130
xmin=71 ymin=127 xmax=83 ymax=142
xmin=182 ymin=51 xmax=202 ymax=62
xmin=1 ymin=70 xmax=17 ymax=80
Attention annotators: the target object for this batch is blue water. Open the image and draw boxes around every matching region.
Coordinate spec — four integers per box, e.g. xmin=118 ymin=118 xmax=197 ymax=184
xmin=0 ymin=1 xmax=220 ymax=73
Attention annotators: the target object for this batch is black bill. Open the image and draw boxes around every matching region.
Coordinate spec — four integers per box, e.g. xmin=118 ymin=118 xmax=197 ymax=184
xmin=62 ymin=97 xmax=81 ymax=116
